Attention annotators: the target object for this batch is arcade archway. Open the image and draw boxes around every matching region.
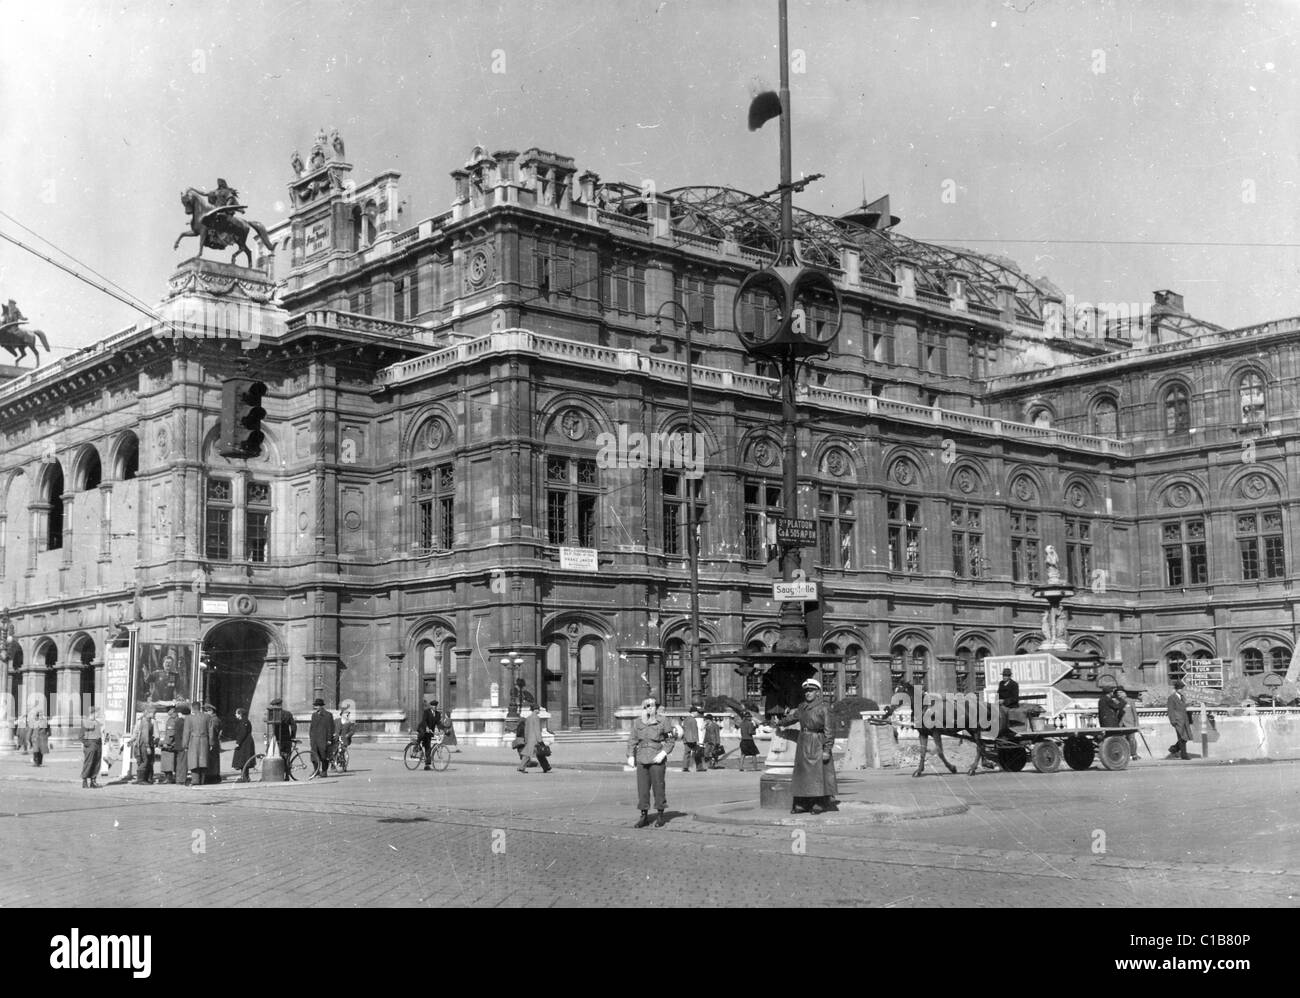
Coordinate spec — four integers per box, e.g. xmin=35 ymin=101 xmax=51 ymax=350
xmin=203 ymin=621 xmax=274 ymax=733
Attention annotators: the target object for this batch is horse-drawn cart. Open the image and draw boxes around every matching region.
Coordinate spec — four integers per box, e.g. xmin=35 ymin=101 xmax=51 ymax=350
xmin=986 ymin=718 xmax=1139 ymax=773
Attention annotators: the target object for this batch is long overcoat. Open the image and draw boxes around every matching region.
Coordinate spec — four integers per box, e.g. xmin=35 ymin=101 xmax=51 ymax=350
xmin=30 ymin=716 xmax=50 ymax=756
xmin=206 ymin=712 xmax=222 ymax=781
xmin=778 ymin=699 xmax=838 ymax=798
xmin=159 ymin=712 xmax=181 ymax=774
xmin=230 ymin=718 xmax=256 ymax=772
xmin=183 ymin=710 xmax=210 ymax=774
xmin=1167 ymin=691 xmax=1192 ymax=741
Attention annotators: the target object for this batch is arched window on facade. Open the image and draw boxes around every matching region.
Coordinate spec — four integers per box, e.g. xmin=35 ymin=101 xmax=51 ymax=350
xmin=1239 ymin=371 xmax=1266 ymax=424
xmin=43 ymin=462 xmax=65 ymax=551
xmin=1270 ymin=647 xmax=1290 ymax=675
xmin=1165 ymin=650 xmax=1186 ymax=685
xmin=1241 ymin=648 xmax=1264 ymax=677
xmin=1163 ymin=384 xmax=1190 ymax=435
xmin=664 ymin=637 xmax=685 ymax=709
xmin=113 ymin=433 xmax=139 ymax=481
xmin=75 ymin=450 xmax=102 ymax=492
xmin=1092 ymin=396 xmax=1119 ymax=437
xmin=955 ymin=642 xmax=991 ymax=694
xmin=1029 ymin=407 xmax=1051 ymax=429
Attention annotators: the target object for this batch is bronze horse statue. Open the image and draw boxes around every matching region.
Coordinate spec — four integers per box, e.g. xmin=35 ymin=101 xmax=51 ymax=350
xmin=174 ymin=188 xmax=274 ymax=268
xmin=0 ymin=325 xmax=50 ymax=364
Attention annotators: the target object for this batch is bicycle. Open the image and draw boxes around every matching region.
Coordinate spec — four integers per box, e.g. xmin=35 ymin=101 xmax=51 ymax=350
xmin=403 ymin=730 xmax=449 ymax=771
xmin=241 ymin=738 xmax=310 ymax=781
xmin=330 ymin=738 xmax=350 ymax=773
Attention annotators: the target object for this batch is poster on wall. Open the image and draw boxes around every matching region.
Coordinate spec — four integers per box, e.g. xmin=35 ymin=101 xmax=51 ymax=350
xmin=136 ymin=643 xmax=195 ymax=705
xmin=102 ymin=643 xmax=132 ymax=729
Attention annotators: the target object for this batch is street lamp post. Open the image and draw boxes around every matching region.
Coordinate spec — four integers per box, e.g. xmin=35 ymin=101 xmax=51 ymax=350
xmin=650 ymin=301 xmax=703 ymax=704
xmin=501 ymin=654 xmax=525 ymax=717
xmin=735 ymin=0 xmax=842 ymax=711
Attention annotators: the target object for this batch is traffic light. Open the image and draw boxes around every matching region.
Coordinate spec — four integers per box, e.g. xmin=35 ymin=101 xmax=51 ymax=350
xmin=218 ymin=379 xmax=268 ymax=457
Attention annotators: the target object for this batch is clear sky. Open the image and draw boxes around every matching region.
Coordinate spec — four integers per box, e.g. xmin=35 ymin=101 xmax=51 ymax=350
xmin=2 ymin=0 xmax=1297 ymax=362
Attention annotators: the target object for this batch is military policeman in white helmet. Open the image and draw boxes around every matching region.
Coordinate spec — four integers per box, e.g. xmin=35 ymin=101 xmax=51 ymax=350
xmin=773 ymin=677 xmax=837 ymax=814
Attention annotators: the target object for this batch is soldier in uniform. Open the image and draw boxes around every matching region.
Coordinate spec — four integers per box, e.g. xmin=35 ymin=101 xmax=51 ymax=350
xmin=997 ymin=668 xmax=1020 ymax=709
xmin=626 ymin=697 xmax=676 ymax=827
xmin=159 ymin=706 xmax=181 ymax=783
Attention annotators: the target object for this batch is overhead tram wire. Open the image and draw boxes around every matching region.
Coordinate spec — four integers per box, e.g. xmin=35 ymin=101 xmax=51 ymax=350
xmin=0 ymin=208 xmax=157 ymax=316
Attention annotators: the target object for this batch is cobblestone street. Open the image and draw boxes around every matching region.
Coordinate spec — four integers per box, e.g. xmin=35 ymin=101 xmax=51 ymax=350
xmin=2 ymin=745 xmax=1296 ymax=908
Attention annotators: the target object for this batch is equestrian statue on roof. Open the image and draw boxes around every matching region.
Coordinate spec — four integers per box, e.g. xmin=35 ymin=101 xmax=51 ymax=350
xmin=0 ymin=297 xmax=51 ymax=365
xmin=174 ymin=176 xmax=274 ymax=269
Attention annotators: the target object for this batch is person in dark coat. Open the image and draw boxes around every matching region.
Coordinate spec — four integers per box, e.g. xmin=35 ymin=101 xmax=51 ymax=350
xmin=1167 ymin=680 xmax=1193 ymax=759
xmin=1114 ymin=688 xmax=1140 ymax=759
xmin=271 ymin=698 xmax=296 ymax=779
xmin=738 ymin=712 xmax=761 ymax=771
xmin=703 ymin=714 xmax=722 ymax=769
xmin=230 ymin=708 xmax=256 ymax=781
xmin=204 ymin=704 xmax=222 ymax=783
xmin=997 ymin=668 xmax=1020 ymax=708
xmin=775 ymin=678 xmax=837 ymax=814
xmin=80 ymin=706 xmax=104 ymax=789
xmin=159 ymin=706 xmax=181 ymax=783
xmin=517 ymin=703 xmax=551 ymax=774
xmin=308 ymin=698 xmax=334 ymax=778
xmin=512 ymin=717 xmax=528 ymax=762
xmin=626 ymin=697 xmax=676 ymax=827
xmin=440 ymin=707 xmax=458 ymax=749
xmin=680 ymin=706 xmax=705 ymax=772
xmin=132 ymin=706 xmax=155 ymax=785
xmin=183 ymin=703 xmax=210 ymax=787
xmin=1097 ymin=690 xmax=1123 ymax=728
xmin=175 ymin=707 xmax=190 ymax=782
xmin=418 ymin=700 xmax=443 ymax=770
xmin=30 ymin=709 xmax=50 ymax=767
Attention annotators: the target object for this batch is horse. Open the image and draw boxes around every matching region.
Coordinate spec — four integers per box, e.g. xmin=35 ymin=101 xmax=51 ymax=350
xmin=0 ymin=327 xmax=51 ymax=364
xmin=883 ymin=681 xmax=1019 ymax=777
xmin=174 ymin=188 xmax=274 ymax=269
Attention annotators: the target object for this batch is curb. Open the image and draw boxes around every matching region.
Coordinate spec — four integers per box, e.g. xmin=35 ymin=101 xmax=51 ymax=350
xmin=692 ymin=797 xmax=969 ymax=827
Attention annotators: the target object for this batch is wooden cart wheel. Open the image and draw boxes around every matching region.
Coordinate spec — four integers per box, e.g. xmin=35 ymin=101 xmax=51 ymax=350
xmin=1031 ymin=739 xmax=1062 ymax=773
xmin=1099 ymin=735 xmax=1131 ymax=771
xmin=996 ymin=743 xmax=1028 ymax=772
xmin=1063 ymin=736 xmax=1095 ymax=771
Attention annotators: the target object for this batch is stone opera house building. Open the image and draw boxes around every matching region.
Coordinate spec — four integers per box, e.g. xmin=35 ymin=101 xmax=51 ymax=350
xmin=2 ymin=138 xmax=1297 ymax=742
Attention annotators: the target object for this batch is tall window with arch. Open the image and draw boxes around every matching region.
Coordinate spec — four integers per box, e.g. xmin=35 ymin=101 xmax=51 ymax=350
xmin=1092 ymin=396 xmax=1119 ymax=437
xmin=1165 ymin=651 xmax=1187 ymax=685
xmin=1163 ymin=383 xmax=1190 ymax=435
xmin=1238 ymin=371 xmax=1266 ymax=424
xmin=1236 ymin=507 xmax=1284 ymax=581
xmin=43 ymin=462 xmax=65 ymax=552
xmin=546 ymin=456 xmax=599 ymax=547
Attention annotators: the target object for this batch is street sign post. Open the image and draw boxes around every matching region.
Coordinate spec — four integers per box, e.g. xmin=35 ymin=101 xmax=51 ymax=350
xmin=773 ymin=580 xmax=818 ymax=602
xmin=775 ymin=517 xmax=817 ymax=547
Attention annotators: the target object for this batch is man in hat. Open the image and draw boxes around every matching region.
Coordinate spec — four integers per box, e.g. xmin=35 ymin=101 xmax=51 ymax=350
xmin=1166 ymin=680 xmax=1192 ymax=760
xmin=204 ymin=703 xmax=222 ymax=783
xmin=309 ymin=698 xmax=334 ymax=778
xmin=774 ymin=678 xmax=837 ymax=814
xmin=1114 ymin=687 xmax=1140 ymax=759
xmin=680 ymin=706 xmax=705 ymax=773
xmin=182 ymin=701 xmax=210 ymax=788
xmin=997 ymin=668 xmax=1020 ymax=709
xmin=418 ymin=698 xmax=443 ymax=770
xmin=271 ymin=698 xmax=296 ymax=779
xmin=517 ymin=702 xmax=551 ymax=775
xmin=626 ymin=696 xmax=676 ymax=827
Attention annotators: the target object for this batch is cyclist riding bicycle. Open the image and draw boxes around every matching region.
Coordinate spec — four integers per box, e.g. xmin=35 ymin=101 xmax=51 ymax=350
xmin=417 ymin=699 xmax=443 ymax=771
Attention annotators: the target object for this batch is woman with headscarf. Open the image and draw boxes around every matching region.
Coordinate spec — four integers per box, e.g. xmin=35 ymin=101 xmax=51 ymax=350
xmin=230 ymin=707 xmax=256 ymax=781
xmin=774 ymin=678 xmax=837 ymax=814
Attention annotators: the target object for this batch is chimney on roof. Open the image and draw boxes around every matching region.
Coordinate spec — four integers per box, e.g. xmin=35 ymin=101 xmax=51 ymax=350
xmin=1153 ymin=290 xmax=1184 ymax=313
